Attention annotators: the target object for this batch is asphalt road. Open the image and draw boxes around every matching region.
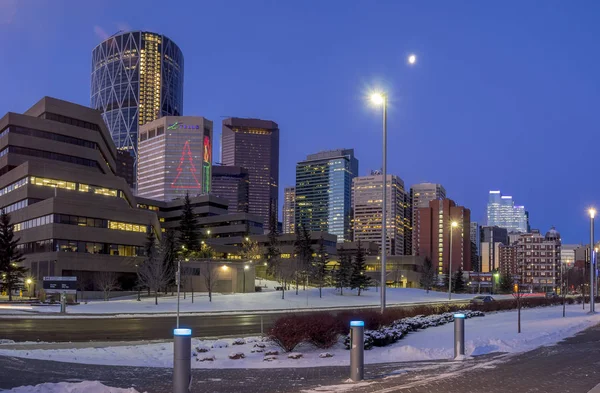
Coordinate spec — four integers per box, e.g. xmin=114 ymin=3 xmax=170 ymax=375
xmin=0 ymin=313 xmax=284 ymax=342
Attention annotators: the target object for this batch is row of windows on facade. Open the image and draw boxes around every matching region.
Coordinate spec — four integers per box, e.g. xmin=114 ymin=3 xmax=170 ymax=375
xmin=17 ymin=239 xmax=144 ymax=257
xmin=13 ymin=214 xmax=148 ymax=233
xmin=0 ymin=146 xmax=101 ymax=170
xmin=0 ymin=176 xmax=123 ymax=202
xmin=1 ymin=126 xmax=99 ymax=150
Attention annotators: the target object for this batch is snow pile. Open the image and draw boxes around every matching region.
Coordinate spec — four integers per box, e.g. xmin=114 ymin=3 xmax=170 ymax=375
xmin=344 ymin=310 xmax=484 ymax=349
xmin=3 ymin=381 xmax=141 ymax=393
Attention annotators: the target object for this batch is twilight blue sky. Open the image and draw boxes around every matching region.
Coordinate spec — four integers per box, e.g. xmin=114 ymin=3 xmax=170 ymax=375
xmin=0 ymin=0 xmax=599 ymax=243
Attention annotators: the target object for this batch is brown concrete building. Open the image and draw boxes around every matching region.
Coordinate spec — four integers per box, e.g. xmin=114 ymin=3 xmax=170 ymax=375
xmin=221 ymin=118 xmax=279 ymax=229
xmin=0 ymin=97 xmax=254 ymax=295
xmin=211 ymin=165 xmax=249 ymax=213
xmin=414 ymin=199 xmax=471 ymax=279
xmin=0 ymin=97 xmax=161 ymax=291
xmin=115 ymin=150 xmax=135 ymax=189
xmin=515 ymin=227 xmax=561 ymax=292
xmin=499 ymin=244 xmax=517 ymax=275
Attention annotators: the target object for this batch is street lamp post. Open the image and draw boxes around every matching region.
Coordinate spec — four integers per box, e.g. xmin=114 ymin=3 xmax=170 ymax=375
xmin=371 ymin=92 xmax=387 ymax=313
xmin=448 ymin=221 xmax=458 ymax=300
xmin=26 ymin=278 xmax=32 ymax=300
xmin=244 ymin=265 xmax=249 ymax=293
xmin=589 ymin=208 xmax=596 ymax=314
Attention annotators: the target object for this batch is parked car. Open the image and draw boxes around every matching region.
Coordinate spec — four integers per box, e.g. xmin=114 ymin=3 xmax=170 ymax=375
xmin=545 ymin=292 xmax=560 ymax=299
xmin=471 ymin=295 xmax=495 ymax=304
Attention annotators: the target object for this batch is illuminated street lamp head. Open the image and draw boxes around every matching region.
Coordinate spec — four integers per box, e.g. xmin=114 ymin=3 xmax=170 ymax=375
xmin=451 ymin=221 xmax=458 ymax=228
xmin=408 ymin=54 xmax=417 ymax=65
xmin=26 ymin=278 xmax=32 ymax=284
xmin=590 ymin=208 xmax=597 ymax=219
xmin=370 ymin=92 xmax=385 ymax=106
xmin=207 ymin=230 xmax=211 ymax=235
xmin=244 ymin=265 xmax=249 ymax=270
xmin=245 ymin=237 xmax=249 ymax=241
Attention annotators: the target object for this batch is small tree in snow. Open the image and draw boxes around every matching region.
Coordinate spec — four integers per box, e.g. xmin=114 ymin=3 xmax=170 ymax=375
xmin=453 ymin=267 xmax=466 ymax=293
xmin=334 ymin=253 xmax=352 ymax=296
xmin=349 ymin=241 xmax=371 ymax=296
xmin=138 ymin=237 xmax=170 ymax=305
xmin=200 ymin=260 xmax=218 ymax=302
xmin=499 ymin=271 xmax=514 ymax=294
xmin=420 ymin=257 xmax=436 ymax=293
xmin=94 ymin=271 xmax=120 ymax=301
xmin=312 ymin=236 xmax=328 ymax=298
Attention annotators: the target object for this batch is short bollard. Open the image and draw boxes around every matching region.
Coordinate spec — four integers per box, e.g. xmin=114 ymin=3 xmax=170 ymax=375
xmin=60 ymin=292 xmax=66 ymax=314
xmin=350 ymin=320 xmax=365 ymax=382
xmin=173 ymin=328 xmax=192 ymax=393
xmin=453 ymin=313 xmax=465 ymax=359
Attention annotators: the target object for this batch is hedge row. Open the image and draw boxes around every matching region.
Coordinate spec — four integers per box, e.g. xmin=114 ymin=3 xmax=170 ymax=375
xmin=268 ymin=297 xmax=574 ymax=352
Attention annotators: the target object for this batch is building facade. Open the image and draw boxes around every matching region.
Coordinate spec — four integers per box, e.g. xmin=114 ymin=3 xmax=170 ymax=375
xmin=561 ymin=244 xmax=580 ymax=268
xmin=410 ymin=183 xmax=446 ymax=255
xmin=487 ymin=190 xmax=528 ymax=233
xmin=479 ymin=225 xmax=509 ymax=273
xmin=498 ymin=244 xmax=517 ymax=275
xmin=136 ymin=116 xmax=212 ymax=201
xmin=414 ymin=199 xmax=472 ymax=278
xmin=295 ymin=149 xmax=358 ymax=243
xmin=91 ymin=31 xmax=184 ymax=177
xmin=515 ymin=228 xmax=561 ymax=292
xmin=211 ymin=166 xmax=249 ymax=213
xmin=0 ymin=97 xmax=161 ymax=291
xmin=221 ymin=118 xmax=279 ymax=228
xmin=352 ymin=173 xmax=408 ymax=255
xmin=282 ymin=186 xmax=295 ymax=234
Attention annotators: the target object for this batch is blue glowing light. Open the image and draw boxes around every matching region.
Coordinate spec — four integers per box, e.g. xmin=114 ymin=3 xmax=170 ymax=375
xmin=350 ymin=320 xmax=365 ymax=327
xmin=173 ymin=328 xmax=192 ymax=336
xmin=453 ymin=314 xmax=466 ymax=318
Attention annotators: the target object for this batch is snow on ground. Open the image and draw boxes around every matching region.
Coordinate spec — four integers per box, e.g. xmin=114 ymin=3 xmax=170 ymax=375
xmin=2 ymin=381 xmax=141 ymax=393
xmin=0 ymin=304 xmax=596 ymax=369
xmin=0 ymin=288 xmax=511 ymax=316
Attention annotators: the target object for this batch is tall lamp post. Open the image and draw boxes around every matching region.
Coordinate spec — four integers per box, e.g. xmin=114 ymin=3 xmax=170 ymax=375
xmin=26 ymin=278 xmax=32 ymax=300
xmin=370 ymin=92 xmax=387 ymax=313
xmin=243 ymin=265 xmax=249 ymax=293
xmin=448 ymin=221 xmax=458 ymax=300
xmin=589 ymin=208 xmax=596 ymax=314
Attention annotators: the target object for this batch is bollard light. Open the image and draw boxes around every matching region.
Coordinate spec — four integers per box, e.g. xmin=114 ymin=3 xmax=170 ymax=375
xmin=173 ymin=328 xmax=192 ymax=393
xmin=453 ymin=314 xmax=465 ymax=359
xmin=349 ymin=321 xmax=365 ymax=382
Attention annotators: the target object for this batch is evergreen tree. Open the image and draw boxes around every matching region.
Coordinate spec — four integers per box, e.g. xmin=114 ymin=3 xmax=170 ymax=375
xmin=162 ymin=229 xmax=177 ymax=292
xmin=419 ymin=257 xmax=436 ymax=293
xmin=499 ymin=270 xmax=514 ymax=293
xmin=178 ymin=192 xmax=199 ymax=253
xmin=312 ymin=236 xmax=328 ymax=298
xmin=0 ymin=210 xmax=26 ymax=301
xmin=349 ymin=241 xmax=372 ymax=296
xmin=334 ymin=253 xmax=352 ymax=296
xmin=265 ymin=211 xmax=281 ymax=277
xmin=293 ymin=226 xmax=313 ymax=294
xmin=453 ymin=266 xmax=466 ymax=293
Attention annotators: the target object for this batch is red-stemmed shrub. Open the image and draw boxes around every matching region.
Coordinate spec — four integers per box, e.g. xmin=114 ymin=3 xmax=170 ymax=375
xmin=268 ymin=315 xmax=308 ymax=352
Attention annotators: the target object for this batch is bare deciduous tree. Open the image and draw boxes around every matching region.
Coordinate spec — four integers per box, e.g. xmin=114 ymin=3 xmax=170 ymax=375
xmin=138 ymin=240 xmax=170 ymax=305
xmin=200 ymin=261 xmax=218 ymax=302
xmin=94 ymin=272 xmax=120 ymax=301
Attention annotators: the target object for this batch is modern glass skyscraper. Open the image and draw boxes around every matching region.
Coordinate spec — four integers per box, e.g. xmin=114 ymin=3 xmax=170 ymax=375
xmin=282 ymin=186 xmax=296 ymax=234
xmin=221 ymin=118 xmax=279 ymax=228
xmin=487 ymin=191 xmax=528 ymax=233
xmin=295 ymin=149 xmax=358 ymax=242
xmin=91 ymin=31 xmax=184 ymax=176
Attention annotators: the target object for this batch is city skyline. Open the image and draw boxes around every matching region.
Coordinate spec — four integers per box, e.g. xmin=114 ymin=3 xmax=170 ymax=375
xmin=1 ymin=1 xmax=600 ymax=243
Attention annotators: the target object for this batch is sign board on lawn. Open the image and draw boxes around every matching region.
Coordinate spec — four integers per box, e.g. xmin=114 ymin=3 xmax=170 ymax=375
xmin=43 ymin=276 xmax=77 ymax=294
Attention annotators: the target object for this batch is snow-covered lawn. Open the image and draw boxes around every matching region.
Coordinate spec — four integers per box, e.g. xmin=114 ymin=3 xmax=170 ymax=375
xmin=1 ymin=304 xmax=596 ymax=369
xmin=0 ymin=287 xmax=512 ymax=316
xmin=2 ymin=381 xmax=141 ymax=393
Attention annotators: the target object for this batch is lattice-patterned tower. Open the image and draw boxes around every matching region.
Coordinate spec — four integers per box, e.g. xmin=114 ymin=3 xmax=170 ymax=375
xmin=91 ymin=31 xmax=184 ymax=185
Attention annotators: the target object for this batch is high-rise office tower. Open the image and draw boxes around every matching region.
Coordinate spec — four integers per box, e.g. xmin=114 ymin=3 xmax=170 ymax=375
xmin=470 ymin=221 xmax=480 ymax=271
xmin=295 ymin=149 xmax=358 ymax=242
xmin=221 ymin=118 xmax=279 ymax=228
xmin=137 ymin=116 xmax=212 ymax=201
xmin=487 ymin=190 xmax=528 ymax=233
xmin=211 ymin=166 xmax=249 ymax=213
xmin=282 ymin=186 xmax=296 ymax=234
xmin=479 ymin=225 xmax=509 ymax=272
xmin=352 ymin=172 xmax=407 ymax=255
xmin=414 ymin=199 xmax=472 ymax=277
xmin=410 ymin=183 xmax=446 ymax=254
xmin=91 ymin=31 xmax=184 ymax=180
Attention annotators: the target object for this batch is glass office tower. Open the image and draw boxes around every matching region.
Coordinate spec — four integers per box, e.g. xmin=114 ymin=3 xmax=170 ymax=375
xmin=295 ymin=149 xmax=358 ymax=242
xmin=487 ymin=190 xmax=528 ymax=233
xmin=91 ymin=31 xmax=184 ymax=179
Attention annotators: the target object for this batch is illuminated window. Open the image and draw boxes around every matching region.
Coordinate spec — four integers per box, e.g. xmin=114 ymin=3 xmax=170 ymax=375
xmin=108 ymin=220 xmax=147 ymax=233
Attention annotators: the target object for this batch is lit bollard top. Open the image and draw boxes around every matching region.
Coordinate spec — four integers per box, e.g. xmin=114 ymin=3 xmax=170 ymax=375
xmin=453 ymin=314 xmax=466 ymax=319
xmin=173 ymin=328 xmax=192 ymax=336
xmin=350 ymin=321 xmax=365 ymax=327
